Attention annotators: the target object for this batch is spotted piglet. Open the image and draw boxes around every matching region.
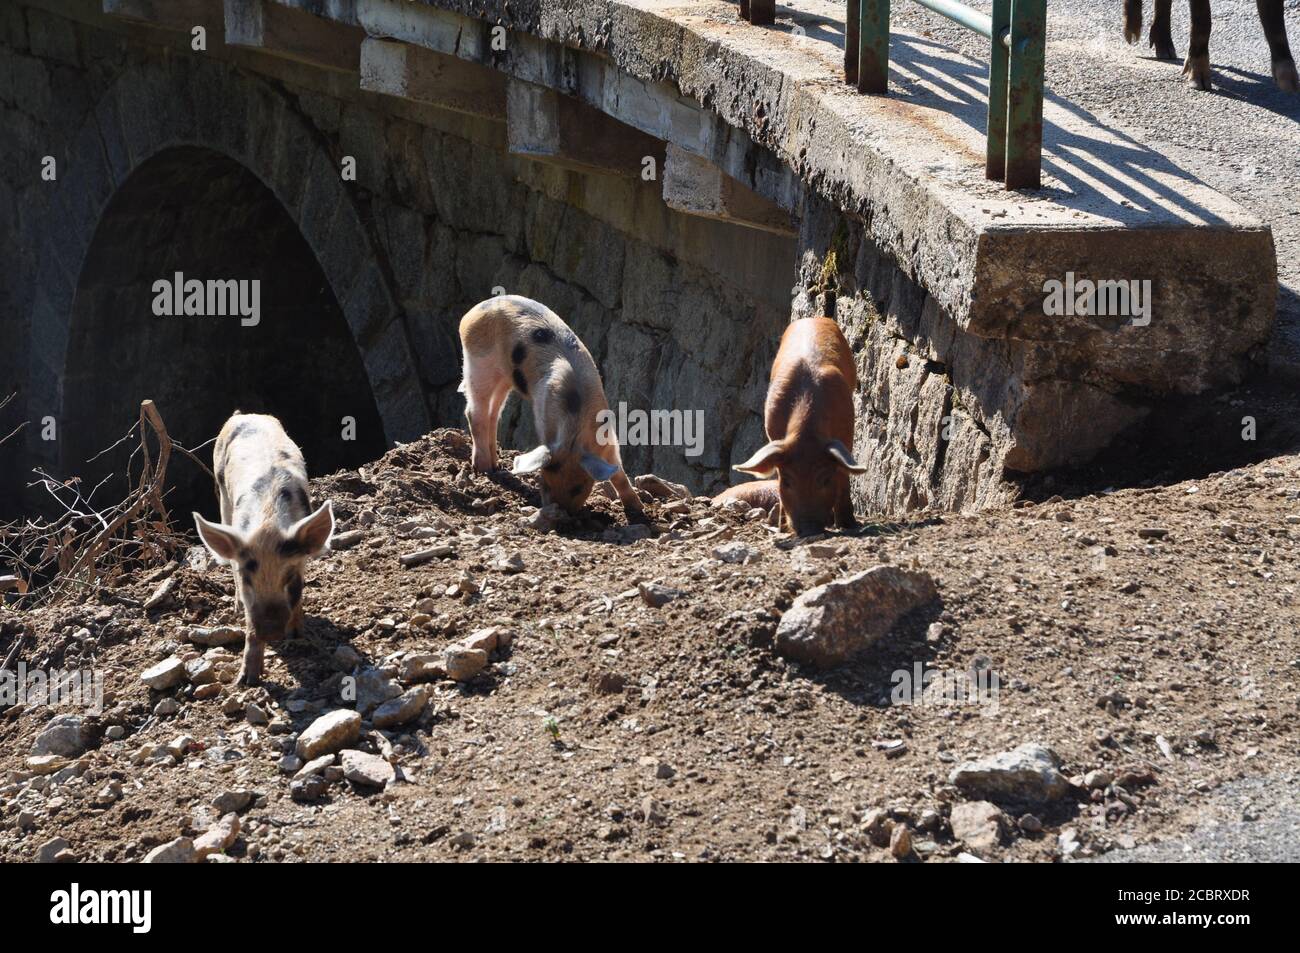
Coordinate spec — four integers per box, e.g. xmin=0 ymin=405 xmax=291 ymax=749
xmin=458 ymin=295 xmax=643 ymax=519
xmin=193 ymin=413 xmax=334 ymax=686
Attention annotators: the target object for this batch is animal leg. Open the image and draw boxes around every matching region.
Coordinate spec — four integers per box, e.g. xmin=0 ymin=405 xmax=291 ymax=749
xmin=1123 ymin=0 xmax=1143 ymax=44
xmin=1183 ymin=0 xmax=1213 ymax=90
xmin=1149 ymin=0 xmax=1177 ymax=59
xmin=236 ymin=636 xmax=265 ymax=686
xmin=1257 ymin=0 xmax=1297 ymax=90
xmin=463 ymin=356 xmax=507 ymax=472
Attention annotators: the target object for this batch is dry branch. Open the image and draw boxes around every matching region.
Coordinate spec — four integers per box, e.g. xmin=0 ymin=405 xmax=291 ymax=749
xmin=0 ymin=399 xmax=197 ymax=607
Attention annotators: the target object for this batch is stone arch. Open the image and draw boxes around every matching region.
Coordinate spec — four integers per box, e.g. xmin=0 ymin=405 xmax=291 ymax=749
xmin=27 ymin=57 xmax=430 ymax=478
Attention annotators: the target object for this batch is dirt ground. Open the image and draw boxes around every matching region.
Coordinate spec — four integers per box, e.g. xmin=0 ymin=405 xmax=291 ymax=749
xmin=1 ymin=427 xmax=1297 ymax=862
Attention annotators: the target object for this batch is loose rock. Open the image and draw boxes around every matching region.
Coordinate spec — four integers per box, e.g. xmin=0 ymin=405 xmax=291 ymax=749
xmin=445 ymin=647 xmax=488 ymax=682
xmin=194 ymin=813 xmax=240 ymax=858
xmin=142 ymin=836 xmax=197 ymax=864
xmin=774 ymin=565 xmax=938 ymax=668
xmin=341 ymin=749 xmax=395 ymax=788
xmin=296 ymin=710 xmax=362 ymax=760
xmin=372 ymin=686 xmax=429 ymax=728
xmin=32 ymin=714 xmax=87 ymax=758
xmin=949 ymin=743 xmax=1070 ymax=806
xmin=141 ymin=657 xmax=186 ymax=691
xmin=949 ymin=800 xmax=1006 ymax=852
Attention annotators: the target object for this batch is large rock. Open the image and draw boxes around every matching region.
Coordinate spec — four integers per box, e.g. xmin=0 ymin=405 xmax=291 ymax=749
xmin=295 ymin=709 xmax=361 ymax=760
xmin=949 ymin=743 xmax=1070 ymax=807
xmin=774 ymin=565 xmax=938 ymax=668
xmin=32 ymin=714 xmax=87 ymax=757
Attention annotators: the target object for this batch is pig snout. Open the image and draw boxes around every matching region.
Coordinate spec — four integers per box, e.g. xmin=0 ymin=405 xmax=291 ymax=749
xmin=250 ymin=601 xmax=292 ymax=641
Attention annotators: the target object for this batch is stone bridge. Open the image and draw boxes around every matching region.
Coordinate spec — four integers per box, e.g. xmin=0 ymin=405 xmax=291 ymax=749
xmin=0 ymin=0 xmax=1277 ymax=517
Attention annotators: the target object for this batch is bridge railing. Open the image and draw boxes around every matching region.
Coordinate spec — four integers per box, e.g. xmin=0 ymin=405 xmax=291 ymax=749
xmin=741 ymin=0 xmax=1047 ymax=190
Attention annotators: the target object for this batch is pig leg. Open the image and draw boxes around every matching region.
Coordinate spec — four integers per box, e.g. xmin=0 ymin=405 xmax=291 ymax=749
xmin=595 ymin=441 xmax=645 ymax=518
xmin=1149 ymin=0 xmax=1176 ymax=59
xmin=835 ymin=490 xmax=860 ymax=531
xmin=774 ymin=502 xmax=793 ymax=535
xmin=216 ymin=482 xmax=242 ymax=613
xmin=236 ymin=636 xmax=264 ymax=686
xmin=1183 ymin=0 xmax=1213 ymax=90
xmin=1257 ymin=0 xmax=1297 ymax=90
xmin=463 ymin=357 xmax=508 ymax=472
xmin=1123 ymin=0 xmax=1141 ymax=44
xmin=609 ymin=468 xmax=646 ymax=519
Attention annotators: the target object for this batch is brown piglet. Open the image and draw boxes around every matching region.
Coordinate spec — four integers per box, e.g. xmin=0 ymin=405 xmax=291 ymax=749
xmin=734 ymin=318 xmax=866 ymax=535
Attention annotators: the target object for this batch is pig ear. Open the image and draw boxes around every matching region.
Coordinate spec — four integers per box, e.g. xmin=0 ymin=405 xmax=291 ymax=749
xmin=579 ymin=451 xmax=619 ymax=482
xmin=288 ymin=500 xmax=334 ymax=557
xmin=193 ymin=512 xmax=244 ymax=562
xmin=734 ymin=441 xmax=784 ymax=477
xmin=512 ymin=444 xmax=552 ymax=475
xmin=826 ymin=440 xmax=868 ymax=474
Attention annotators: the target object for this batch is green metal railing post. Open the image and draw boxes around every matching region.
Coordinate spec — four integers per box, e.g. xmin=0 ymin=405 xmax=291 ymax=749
xmin=750 ymin=0 xmax=1045 ymax=187
xmin=845 ymin=0 xmax=860 ymax=84
xmin=1004 ymin=0 xmax=1046 ymax=189
xmin=985 ymin=0 xmax=1010 ymax=181
xmin=857 ymin=0 xmax=890 ymax=94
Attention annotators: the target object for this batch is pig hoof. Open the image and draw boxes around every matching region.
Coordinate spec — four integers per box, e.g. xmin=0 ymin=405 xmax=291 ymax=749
xmin=1182 ymin=55 xmax=1212 ymax=91
xmin=1275 ymin=60 xmax=1299 ymax=92
xmin=235 ymin=668 xmax=260 ymax=688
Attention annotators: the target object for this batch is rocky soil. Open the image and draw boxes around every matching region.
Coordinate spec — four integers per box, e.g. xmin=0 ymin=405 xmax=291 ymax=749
xmin=1 ymin=429 xmax=1298 ymax=862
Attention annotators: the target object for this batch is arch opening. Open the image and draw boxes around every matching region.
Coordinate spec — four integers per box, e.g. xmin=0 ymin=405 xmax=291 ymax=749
xmin=62 ymin=146 xmax=387 ymax=519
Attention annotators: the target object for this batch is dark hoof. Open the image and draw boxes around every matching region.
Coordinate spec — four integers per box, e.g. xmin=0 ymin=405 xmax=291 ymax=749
xmin=1275 ymin=60 xmax=1299 ymax=92
xmin=1150 ymin=37 xmax=1177 ymax=61
xmin=1183 ymin=55 xmax=1212 ymax=91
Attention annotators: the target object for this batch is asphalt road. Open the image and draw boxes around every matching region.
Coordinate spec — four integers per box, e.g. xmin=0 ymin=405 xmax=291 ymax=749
xmin=885 ymin=0 xmax=1300 ymax=378
xmin=1082 ymin=774 xmax=1300 ymax=863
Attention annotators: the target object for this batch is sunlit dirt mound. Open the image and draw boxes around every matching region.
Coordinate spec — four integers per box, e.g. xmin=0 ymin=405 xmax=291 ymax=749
xmin=1 ymin=430 xmax=1296 ymax=862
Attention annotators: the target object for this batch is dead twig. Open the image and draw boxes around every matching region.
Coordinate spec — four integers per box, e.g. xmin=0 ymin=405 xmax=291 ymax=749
xmin=0 ymin=399 xmax=199 ymax=608
xmin=0 ymin=393 xmax=24 ymax=449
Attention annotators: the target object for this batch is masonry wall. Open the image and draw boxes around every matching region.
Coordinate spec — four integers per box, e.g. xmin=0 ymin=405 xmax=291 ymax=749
xmin=0 ymin=3 xmax=795 ymax=516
